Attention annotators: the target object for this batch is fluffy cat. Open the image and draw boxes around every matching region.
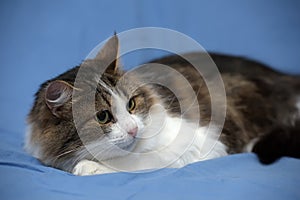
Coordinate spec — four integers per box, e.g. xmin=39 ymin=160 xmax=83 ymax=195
xmin=25 ymin=35 xmax=300 ymax=175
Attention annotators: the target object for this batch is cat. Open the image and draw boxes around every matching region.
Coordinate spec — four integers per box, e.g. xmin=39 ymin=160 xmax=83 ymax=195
xmin=25 ymin=35 xmax=300 ymax=175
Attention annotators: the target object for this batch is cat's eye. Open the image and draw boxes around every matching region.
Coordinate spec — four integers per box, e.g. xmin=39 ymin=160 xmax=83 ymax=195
xmin=96 ymin=110 xmax=112 ymax=124
xmin=127 ymin=98 xmax=136 ymax=112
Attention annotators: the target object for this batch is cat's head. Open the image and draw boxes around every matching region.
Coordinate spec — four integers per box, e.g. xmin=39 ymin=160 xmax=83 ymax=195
xmin=25 ymin=35 xmax=163 ymax=170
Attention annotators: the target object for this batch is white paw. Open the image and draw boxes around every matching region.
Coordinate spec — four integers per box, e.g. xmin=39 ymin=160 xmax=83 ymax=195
xmin=72 ymin=160 xmax=115 ymax=176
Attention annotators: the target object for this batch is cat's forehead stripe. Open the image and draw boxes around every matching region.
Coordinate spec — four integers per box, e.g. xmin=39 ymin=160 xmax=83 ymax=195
xmin=98 ymin=89 xmax=111 ymax=107
xmin=96 ymin=79 xmax=124 ymax=107
xmin=98 ymin=79 xmax=115 ymax=96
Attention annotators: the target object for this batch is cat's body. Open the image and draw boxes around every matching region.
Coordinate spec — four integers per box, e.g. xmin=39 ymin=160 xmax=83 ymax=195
xmin=153 ymin=53 xmax=300 ymax=153
xmin=25 ymin=36 xmax=300 ymax=175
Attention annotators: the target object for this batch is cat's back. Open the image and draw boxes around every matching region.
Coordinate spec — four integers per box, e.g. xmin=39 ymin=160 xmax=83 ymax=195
xmin=150 ymin=52 xmax=285 ymax=78
xmin=149 ymin=52 xmax=300 ymax=94
xmin=148 ymin=52 xmax=300 ymax=152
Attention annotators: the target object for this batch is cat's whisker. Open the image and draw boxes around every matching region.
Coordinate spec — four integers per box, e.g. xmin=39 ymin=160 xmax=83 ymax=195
xmin=52 ymin=147 xmax=83 ymax=165
xmin=93 ymin=146 xmax=114 ymax=161
xmin=109 ymin=135 xmax=127 ymax=143
xmin=56 ymin=149 xmax=78 ymax=158
xmin=88 ymin=143 xmax=120 ymax=162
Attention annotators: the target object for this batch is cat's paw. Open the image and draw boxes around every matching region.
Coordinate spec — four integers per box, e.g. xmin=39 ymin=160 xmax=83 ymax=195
xmin=252 ymin=128 xmax=287 ymax=164
xmin=72 ymin=160 xmax=114 ymax=176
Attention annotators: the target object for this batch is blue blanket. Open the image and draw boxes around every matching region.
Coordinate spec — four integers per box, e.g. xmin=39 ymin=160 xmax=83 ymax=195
xmin=1 ymin=1 xmax=300 ymax=200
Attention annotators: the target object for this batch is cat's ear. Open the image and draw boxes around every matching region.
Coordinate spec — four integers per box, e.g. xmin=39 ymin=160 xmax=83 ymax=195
xmin=94 ymin=34 xmax=120 ymax=74
xmin=45 ymin=80 xmax=73 ymax=117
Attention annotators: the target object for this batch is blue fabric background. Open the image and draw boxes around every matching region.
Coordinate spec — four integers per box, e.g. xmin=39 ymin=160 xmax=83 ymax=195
xmin=0 ymin=1 xmax=299 ymax=199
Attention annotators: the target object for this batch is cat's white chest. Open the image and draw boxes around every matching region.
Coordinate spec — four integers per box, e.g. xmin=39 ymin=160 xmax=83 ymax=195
xmin=106 ymin=116 xmax=227 ymax=172
xmin=155 ymin=117 xmax=228 ymax=168
xmin=73 ymin=116 xmax=228 ymax=175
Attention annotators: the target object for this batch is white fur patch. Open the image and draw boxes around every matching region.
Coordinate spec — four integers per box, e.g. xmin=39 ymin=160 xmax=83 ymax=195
xmin=292 ymin=97 xmax=300 ymax=123
xmin=24 ymin=124 xmax=42 ymax=159
xmin=296 ymin=98 xmax=300 ymax=114
xmin=243 ymin=138 xmax=259 ymax=153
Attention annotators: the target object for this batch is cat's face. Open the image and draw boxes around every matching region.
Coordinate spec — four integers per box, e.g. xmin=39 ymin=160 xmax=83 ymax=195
xmin=77 ymin=75 xmax=159 ymax=160
xmin=94 ymin=86 xmax=150 ymax=148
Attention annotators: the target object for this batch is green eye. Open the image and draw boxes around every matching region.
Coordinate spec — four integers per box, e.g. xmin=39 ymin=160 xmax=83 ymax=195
xmin=127 ymin=98 xmax=136 ymax=112
xmin=96 ymin=110 xmax=112 ymax=124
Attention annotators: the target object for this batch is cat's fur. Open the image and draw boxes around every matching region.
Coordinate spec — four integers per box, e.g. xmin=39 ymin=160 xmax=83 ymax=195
xmin=25 ymin=35 xmax=300 ymax=175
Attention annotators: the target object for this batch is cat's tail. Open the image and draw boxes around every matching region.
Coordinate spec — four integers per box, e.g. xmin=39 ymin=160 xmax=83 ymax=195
xmin=252 ymin=120 xmax=300 ymax=164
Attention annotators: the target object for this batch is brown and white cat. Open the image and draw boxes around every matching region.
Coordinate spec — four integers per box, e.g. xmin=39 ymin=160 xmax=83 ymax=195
xmin=25 ymin=35 xmax=300 ymax=175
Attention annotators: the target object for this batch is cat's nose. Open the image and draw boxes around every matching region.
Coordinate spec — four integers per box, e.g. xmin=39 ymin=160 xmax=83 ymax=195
xmin=128 ymin=127 xmax=138 ymax=137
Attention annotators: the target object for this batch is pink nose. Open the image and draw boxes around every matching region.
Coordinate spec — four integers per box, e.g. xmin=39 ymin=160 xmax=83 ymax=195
xmin=128 ymin=127 xmax=138 ymax=137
